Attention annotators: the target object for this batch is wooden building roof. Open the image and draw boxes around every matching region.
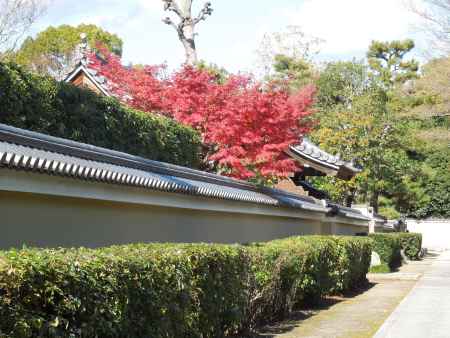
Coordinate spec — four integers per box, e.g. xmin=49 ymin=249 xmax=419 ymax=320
xmin=64 ymin=62 xmax=110 ymax=97
xmin=287 ymin=137 xmax=361 ymax=181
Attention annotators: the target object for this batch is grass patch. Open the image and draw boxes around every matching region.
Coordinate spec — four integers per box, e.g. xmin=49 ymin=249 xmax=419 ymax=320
xmin=369 ymin=263 xmax=390 ymax=273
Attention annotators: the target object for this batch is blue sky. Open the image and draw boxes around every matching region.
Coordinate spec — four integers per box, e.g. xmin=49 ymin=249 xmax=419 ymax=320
xmin=32 ymin=0 xmax=426 ymax=73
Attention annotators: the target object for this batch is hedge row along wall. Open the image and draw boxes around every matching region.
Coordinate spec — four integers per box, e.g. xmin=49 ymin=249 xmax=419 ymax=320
xmin=0 ymin=236 xmax=372 ymax=337
xmin=369 ymin=233 xmax=402 ymax=270
xmin=0 ymin=62 xmax=201 ymax=168
xmin=247 ymin=236 xmax=372 ymax=327
xmin=369 ymin=233 xmax=422 ymax=270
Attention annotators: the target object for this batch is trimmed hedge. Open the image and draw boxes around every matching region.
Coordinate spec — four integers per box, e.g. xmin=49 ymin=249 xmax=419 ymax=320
xmin=369 ymin=233 xmax=423 ymax=270
xmin=0 ymin=62 xmax=201 ymax=167
xmin=369 ymin=233 xmax=402 ymax=270
xmin=397 ymin=233 xmax=422 ymax=260
xmin=254 ymin=236 xmax=372 ymax=304
xmin=0 ymin=244 xmax=249 ymax=337
xmin=0 ymin=236 xmax=373 ymax=337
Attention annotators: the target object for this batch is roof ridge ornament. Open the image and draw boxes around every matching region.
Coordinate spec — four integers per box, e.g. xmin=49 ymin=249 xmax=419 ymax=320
xmin=64 ymin=34 xmax=111 ymax=97
xmin=79 ymin=32 xmax=88 ymax=66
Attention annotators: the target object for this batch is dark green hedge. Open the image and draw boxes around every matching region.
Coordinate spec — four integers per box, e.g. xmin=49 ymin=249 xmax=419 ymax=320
xmin=0 ymin=236 xmax=373 ymax=337
xmin=397 ymin=233 xmax=422 ymax=260
xmin=0 ymin=62 xmax=201 ymax=167
xmin=369 ymin=233 xmax=402 ymax=270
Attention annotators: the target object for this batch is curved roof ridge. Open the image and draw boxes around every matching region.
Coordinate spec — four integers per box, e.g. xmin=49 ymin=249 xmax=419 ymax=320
xmin=288 ymin=137 xmax=361 ymax=179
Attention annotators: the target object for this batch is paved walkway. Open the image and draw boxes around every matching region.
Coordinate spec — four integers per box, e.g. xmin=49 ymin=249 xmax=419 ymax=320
xmin=374 ymin=250 xmax=450 ymax=338
xmin=254 ymin=256 xmax=435 ymax=338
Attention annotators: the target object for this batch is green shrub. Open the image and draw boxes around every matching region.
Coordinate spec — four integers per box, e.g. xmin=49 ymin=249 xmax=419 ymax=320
xmin=280 ymin=236 xmax=347 ymax=303
xmin=0 ymin=236 xmax=373 ymax=337
xmin=0 ymin=244 xmax=250 ymax=337
xmin=369 ymin=233 xmax=402 ymax=270
xmin=396 ymin=233 xmax=422 ymax=260
xmin=0 ymin=62 xmax=201 ymax=167
xmin=246 ymin=236 xmax=372 ymax=327
xmin=288 ymin=236 xmax=372 ymax=295
xmin=368 ymin=233 xmax=422 ymax=269
xmin=245 ymin=240 xmax=309 ymax=326
xmin=332 ymin=236 xmax=373 ymax=291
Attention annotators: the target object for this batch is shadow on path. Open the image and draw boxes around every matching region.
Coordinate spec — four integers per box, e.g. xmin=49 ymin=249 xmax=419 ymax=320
xmin=249 ymin=283 xmax=376 ymax=338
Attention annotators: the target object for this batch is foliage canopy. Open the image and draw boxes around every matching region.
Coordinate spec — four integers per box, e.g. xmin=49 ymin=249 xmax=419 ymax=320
xmin=271 ymin=39 xmax=448 ymax=218
xmin=0 ymin=62 xmax=201 ymax=168
xmin=13 ymin=24 xmax=123 ymax=80
xmin=90 ymin=49 xmax=315 ymax=183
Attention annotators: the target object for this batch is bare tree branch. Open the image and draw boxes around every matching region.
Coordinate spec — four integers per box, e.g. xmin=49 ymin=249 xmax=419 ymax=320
xmin=162 ymin=16 xmax=179 ymax=32
xmin=409 ymin=0 xmax=450 ymax=56
xmin=193 ymin=2 xmax=213 ymax=25
xmin=161 ymin=0 xmax=213 ymax=64
xmin=162 ymin=0 xmax=183 ymax=18
xmin=0 ymin=0 xmax=47 ymax=55
xmin=255 ymin=25 xmax=324 ymax=76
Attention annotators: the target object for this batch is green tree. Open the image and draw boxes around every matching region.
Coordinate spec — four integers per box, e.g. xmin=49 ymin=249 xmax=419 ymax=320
xmin=13 ymin=24 xmax=123 ymax=79
xmin=313 ymin=85 xmax=416 ymax=209
xmin=408 ymin=57 xmax=450 ymax=116
xmin=413 ymin=147 xmax=450 ymax=218
xmin=390 ymin=56 xmax=450 ymax=218
xmin=310 ymin=57 xmax=429 ymax=215
xmin=313 ymin=88 xmax=427 ymax=214
xmin=285 ymin=40 xmax=446 ymax=218
xmin=392 ymin=56 xmax=450 ymax=148
xmin=367 ymin=39 xmax=419 ymax=88
xmin=315 ymin=60 xmax=369 ymax=111
xmin=271 ymin=54 xmax=316 ymax=89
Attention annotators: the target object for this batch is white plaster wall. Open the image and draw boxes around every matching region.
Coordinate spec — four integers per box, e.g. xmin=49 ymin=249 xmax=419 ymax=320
xmin=0 ymin=191 xmax=326 ymax=249
xmin=406 ymin=219 xmax=450 ymax=251
xmin=0 ymin=190 xmax=368 ymax=249
xmin=334 ymin=223 xmax=368 ymax=236
xmin=0 ymin=170 xmax=369 ymax=249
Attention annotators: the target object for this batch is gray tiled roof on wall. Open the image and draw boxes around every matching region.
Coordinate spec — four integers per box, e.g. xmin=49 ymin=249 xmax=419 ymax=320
xmin=0 ymin=123 xmax=368 ymax=220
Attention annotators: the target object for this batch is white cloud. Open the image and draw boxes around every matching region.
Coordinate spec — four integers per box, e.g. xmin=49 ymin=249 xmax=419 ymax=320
xmin=33 ymin=0 xmax=428 ymax=71
xmin=286 ymin=0 xmax=424 ymax=56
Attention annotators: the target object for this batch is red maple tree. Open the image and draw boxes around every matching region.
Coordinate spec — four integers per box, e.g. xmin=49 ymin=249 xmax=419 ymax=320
xmin=90 ymin=50 xmax=315 ymax=181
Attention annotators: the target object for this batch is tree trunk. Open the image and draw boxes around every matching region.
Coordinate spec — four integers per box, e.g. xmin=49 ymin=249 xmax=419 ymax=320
xmin=162 ymin=0 xmax=211 ymax=65
xmin=180 ymin=22 xmax=197 ymax=65
xmin=345 ymin=188 xmax=356 ymax=207
xmin=370 ymin=190 xmax=379 ymax=213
